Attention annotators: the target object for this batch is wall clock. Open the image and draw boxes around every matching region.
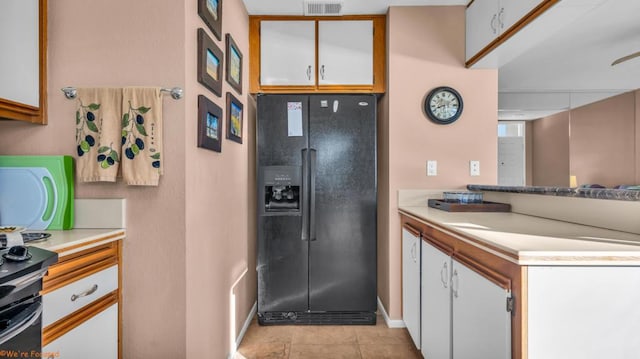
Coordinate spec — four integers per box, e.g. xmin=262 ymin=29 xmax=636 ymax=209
xmin=424 ymin=86 xmax=463 ymax=125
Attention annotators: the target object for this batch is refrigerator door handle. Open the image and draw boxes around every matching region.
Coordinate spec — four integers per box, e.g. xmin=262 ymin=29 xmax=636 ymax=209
xmin=310 ymin=149 xmax=317 ymax=241
xmin=301 ymin=149 xmax=310 ymax=241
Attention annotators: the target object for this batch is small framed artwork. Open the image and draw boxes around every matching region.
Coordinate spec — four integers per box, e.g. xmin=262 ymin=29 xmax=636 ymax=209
xmin=198 ymin=0 xmax=222 ymax=41
xmin=225 ymin=92 xmax=243 ymax=144
xmin=198 ymin=95 xmax=223 ymax=152
xmin=197 ymin=28 xmax=223 ymax=97
xmin=225 ymin=33 xmax=243 ymax=94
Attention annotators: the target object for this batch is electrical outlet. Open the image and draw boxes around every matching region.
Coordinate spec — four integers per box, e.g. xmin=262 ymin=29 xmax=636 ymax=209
xmin=427 ymin=160 xmax=437 ymax=176
xmin=470 ymin=160 xmax=480 ymax=176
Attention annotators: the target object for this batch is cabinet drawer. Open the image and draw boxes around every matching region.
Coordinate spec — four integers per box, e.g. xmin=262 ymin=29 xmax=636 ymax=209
xmin=43 ymin=303 xmax=118 ymax=359
xmin=42 ymin=265 xmax=118 ymax=328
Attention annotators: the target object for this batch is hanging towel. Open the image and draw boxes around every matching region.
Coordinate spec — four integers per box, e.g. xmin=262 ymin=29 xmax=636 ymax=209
xmin=121 ymin=87 xmax=163 ymax=186
xmin=75 ymin=88 xmax=122 ymax=182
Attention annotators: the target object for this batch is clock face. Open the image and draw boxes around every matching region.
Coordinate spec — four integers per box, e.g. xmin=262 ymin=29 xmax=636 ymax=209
xmin=425 ymin=87 xmax=463 ymax=124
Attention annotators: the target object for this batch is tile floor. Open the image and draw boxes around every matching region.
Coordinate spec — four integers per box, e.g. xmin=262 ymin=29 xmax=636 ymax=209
xmin=235 ymin=315 xmax=422 ymax=359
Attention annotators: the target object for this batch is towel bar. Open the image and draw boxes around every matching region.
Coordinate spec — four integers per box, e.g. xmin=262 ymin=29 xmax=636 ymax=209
xmin=61 ymin=87 xmax=183 ymax=100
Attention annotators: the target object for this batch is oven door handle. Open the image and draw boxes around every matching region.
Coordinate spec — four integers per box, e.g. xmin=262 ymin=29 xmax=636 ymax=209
xmin=0 ymin=268 xmax=48 ymax=300
xmin=0 ymin=301 xmax=43 ymax=346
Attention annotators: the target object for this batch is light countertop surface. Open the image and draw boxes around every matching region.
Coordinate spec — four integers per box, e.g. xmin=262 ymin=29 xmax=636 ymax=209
xmin=399 ymin=206 xmax=640 ymax=265
xmin=27 ymin=228 xmax=125 ymax=257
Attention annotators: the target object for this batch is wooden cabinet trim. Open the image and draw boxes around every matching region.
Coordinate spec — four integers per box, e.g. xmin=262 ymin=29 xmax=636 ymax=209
xmin=422 ymin=233 xmax=454 ymax=256
xmin=454 ymin=251 xmax=512 ymax=291
xmin=249 ymin=15 xmax=385 ymax=94
xmin=0 ymin=0 xmax=47 ymax=124
xmin=42 ymin=291 xmax=118 ymax=346
xmin=43 ymin=243 xmax=118 ymax=294
xmin=466 ymin=0 xmax=559 ymax=68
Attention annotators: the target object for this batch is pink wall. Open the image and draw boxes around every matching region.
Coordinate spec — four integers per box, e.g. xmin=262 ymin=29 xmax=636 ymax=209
xmin=532 ymin=90 xmax=639 ymax=187
xmin=0 ymin=0 xmax=255 ymax=358
xmin=570 ymin=91 xmax=636 ymax=187
xmin=380 ymin=6 xmax=498 ymax=319
xmin=532 ymin=111 xmax=570 ymax=186
xmin=184 ymin=0 xmax=253 ymax=355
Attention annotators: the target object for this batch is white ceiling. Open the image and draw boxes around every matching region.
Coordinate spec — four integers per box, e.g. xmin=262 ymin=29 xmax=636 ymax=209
xmin=242 ymin=0 xmax=467 ymax=15
xmin=243 ymin=0 xmax=640 ymax=121
xmin=498 ymin=0 xmax=640 ymax=120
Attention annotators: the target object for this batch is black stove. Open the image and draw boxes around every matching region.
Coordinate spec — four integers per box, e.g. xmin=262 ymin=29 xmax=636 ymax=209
xmin=0 ymin=246 xmax=57 ymax=352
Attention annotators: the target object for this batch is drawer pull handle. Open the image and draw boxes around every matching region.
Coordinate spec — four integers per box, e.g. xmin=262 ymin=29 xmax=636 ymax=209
xmin=71 ymin=284 xmax=98 ymax=301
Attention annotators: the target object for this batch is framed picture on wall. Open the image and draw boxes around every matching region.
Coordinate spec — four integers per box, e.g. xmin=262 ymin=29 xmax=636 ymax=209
xmin=197 ymin=28 xmax=223 ymax=97
xmin=198 ymin=0 xmax=222 ymax=41
xmin=198 ymin=95 xmax=223 ymax=152
xmin=225 ymin=92 xmax=243 ymax=144
xmin=225 ymin=33 xmax=243 ymax=94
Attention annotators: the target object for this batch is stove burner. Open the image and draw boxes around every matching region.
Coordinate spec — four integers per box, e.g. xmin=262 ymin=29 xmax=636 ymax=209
xmin=3 ymin=245 xmax=32 ymax=262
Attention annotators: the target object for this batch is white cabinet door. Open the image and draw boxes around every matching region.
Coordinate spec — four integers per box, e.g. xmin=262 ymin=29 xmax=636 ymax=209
xmin=466 ymin=0 xmax=499 ymax=61
xmin=0 ymin=0 xmax=40 ymax=107
xmin=260 ymin=21 xmax=315 ymax=86
xmin=318 ymin=20 xmax=373 ymax=85
xmin=421 ymin=241 xmax=451 ymax=359
xmin=42 ymin=304 xmax=118 ymax=359
xmin=499 ymin=0 xmax=542 ymax=33
xmin=452 ymin=259 xmax=511 ymax=359
xmin=402 ymin=228 xmax=421 ymax=349
xmin=528 ymin=266 xmax=640 ymax=359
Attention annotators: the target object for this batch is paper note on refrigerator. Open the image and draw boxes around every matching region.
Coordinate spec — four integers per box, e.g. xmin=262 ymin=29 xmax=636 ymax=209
xmin=287 ymin=102 xmax=303 ymax=137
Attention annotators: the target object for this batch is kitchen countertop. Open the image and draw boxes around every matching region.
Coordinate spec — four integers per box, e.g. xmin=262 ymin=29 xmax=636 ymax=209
xmin=27 ymin=228 xmax=125 ymax=257
xmin=400 ymin=206 xmax=640 ymax=265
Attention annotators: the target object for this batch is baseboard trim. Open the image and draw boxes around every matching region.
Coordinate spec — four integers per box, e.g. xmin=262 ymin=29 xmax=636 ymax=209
xmin=237 ymin=301 xmax=257 ymax=347
xmin=377 ymin=296 xmax=406 ymax=328
xmin=228 ymin=301 xmax=257 ymax=359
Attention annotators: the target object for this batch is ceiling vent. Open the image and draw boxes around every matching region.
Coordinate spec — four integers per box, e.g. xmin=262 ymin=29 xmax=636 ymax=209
xmin=304 ymin=1 xmax=343 ymax=16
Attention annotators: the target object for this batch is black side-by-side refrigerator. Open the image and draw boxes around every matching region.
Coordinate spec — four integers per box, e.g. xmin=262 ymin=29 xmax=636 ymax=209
xmin=257 ymin=94 xmax=377 ymax=325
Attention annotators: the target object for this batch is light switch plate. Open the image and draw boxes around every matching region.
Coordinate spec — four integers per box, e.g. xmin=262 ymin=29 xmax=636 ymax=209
xmin=427 ymin=160 xmax=437 ymax=176
xmin=470 ymin=160 xmax=480 ymax=176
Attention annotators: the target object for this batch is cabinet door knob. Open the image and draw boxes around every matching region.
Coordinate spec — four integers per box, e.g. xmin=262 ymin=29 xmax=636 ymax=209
xmin=306 ymin=65 xmax=312 ymax=80
xmin=320 ymin=65 xmax=325 ymax=80
xmin=70 ymin=284 xmax=98 ymax=301
xmin=498 ymin=8 xmax=505 ymax=29
xmin=440 ymin=262 xmax=449 ymax=289
xmin=411 ymin=241 xmax=416 ymax=262
xmin=490 ymin=14 xmax=498 ymax=34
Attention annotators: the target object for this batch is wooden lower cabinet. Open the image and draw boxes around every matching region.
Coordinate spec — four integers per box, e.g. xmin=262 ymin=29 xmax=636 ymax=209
xmin=41 ymin=241 xmax=122 ymax=359
xmin=401 ymin=214 xmax=524 ymax=359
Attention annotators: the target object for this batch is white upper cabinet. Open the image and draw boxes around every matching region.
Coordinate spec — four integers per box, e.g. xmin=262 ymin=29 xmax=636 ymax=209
xmin=466 ymin=0 xmax=542 ymax=62
xmin=250 ymin=16 xmax=385 ymax=93
xmin=0 ymin=0 xmax=46 ymax=124
xmin=500 ymin=0 xmax=543 ymax=32
xmin=0 ymin=0 xmax=39 ymax=107
xmin=318 ymin=20 xmax=373 ymax=86
xmin=260 ymin=21 xmax=316 ymax=86
xmin=466 ymin=0 xmax=499 ymax=63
